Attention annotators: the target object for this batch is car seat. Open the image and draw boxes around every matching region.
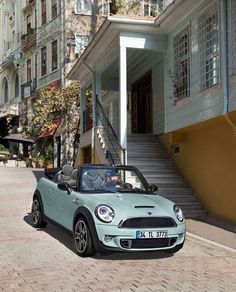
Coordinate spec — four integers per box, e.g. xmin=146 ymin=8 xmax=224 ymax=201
xmin=68 ymin=169 xmax=78 ymax=189
xmin=58 ymin=165 xmax=73 ymax=183
xmin=82 ymin=169 xmax=104 ymax=190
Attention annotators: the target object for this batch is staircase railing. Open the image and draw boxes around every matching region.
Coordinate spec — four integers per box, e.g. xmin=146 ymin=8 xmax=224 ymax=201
xmin=95 ymin=96 xmax=126 ymax=165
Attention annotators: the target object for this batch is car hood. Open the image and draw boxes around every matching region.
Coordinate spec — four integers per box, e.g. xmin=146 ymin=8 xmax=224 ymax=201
xmin=82 ymin=192 xmax=176 ymax=225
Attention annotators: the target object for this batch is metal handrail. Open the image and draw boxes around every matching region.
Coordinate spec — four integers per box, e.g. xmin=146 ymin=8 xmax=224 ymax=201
xmin=95 ymin=96 xmax=126 ymax=165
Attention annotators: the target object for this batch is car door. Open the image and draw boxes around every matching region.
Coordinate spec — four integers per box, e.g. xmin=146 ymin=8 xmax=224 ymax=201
xmin=43 ymin=181 xmax=78 ymax=231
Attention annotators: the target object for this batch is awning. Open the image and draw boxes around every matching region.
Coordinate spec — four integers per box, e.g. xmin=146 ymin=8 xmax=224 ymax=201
xmin=38 ymin=119 xmax=61 ymax=138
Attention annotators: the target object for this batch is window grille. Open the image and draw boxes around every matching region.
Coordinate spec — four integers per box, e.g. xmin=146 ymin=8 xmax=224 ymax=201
xmin=173 ymin=25 xmax=190 ymax=101
xmin=229 ymin=0 xmax=236 ymax=75
xmin=198 ymin=2 xmax=219 ymax=91
xmin=75 ymin=35 xmax=89 ymax=56
xmin=75 ymin=0 xmax=92 ymax=15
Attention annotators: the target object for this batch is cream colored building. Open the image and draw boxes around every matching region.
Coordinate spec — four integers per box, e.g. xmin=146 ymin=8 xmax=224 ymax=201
xmin=0 ymin=0 xmax=23 ymax=139
xmin=0 ymin=0 xmax=108 ymax=165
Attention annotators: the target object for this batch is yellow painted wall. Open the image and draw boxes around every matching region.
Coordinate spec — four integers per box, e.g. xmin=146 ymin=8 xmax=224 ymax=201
xmin=160 ymin=112 xmax=236 ymax=224
xmin=74 ymin=146 xmax=100 ymax=167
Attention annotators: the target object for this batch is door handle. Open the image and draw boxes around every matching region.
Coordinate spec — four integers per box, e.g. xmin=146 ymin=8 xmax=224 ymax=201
xmin=48 ymin=188 xmax=53 ymax=193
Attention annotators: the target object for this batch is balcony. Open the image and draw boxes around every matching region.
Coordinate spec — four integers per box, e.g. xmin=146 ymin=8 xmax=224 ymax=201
xmin=9 ymin=11 xmax=15 ymax=26
xmin=21 ymin=28 xmax=36 ymax=51
xmin=1 ymin=49 xmax=14 ymax=69
xmin=21 ymin=78 xmax=37 ymax=99
xmin=23 ymin=0 xmax=36 ymax=13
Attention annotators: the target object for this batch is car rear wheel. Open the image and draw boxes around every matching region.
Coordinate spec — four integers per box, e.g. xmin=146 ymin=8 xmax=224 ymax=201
xmin=31 ymin=198 xmax=47 ymax=228
xmin=74 ymin=217 xmax=96 ymax=257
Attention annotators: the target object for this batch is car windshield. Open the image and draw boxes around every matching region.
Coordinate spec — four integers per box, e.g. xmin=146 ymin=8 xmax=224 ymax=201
xmin=80 ymin=166 xmax=148 ymax=194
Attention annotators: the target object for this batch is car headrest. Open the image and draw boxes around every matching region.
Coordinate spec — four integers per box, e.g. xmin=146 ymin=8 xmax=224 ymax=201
xmin=71 ymin=169 xmax=78 ymax=180
xmin=87 ymin=170 xmax=99 ymax=182
xmin=62 ymin=165 xmax=73 ymax=176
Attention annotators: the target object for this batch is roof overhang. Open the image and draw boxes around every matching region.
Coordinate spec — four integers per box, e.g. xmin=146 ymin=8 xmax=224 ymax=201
xmin=67 ymin=0 xmax=198 ymax=85
xmin=67 ymin=16 xmax=163 ymax=84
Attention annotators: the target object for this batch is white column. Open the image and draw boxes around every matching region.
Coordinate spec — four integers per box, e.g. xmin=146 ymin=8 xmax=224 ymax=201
xmin=119 ymin=45 xmax=127 ymax=158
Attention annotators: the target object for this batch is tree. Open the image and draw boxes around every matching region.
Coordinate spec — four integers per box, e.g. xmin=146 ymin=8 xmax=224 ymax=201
xmin=27 ymin=81 xmax=80 ymax=164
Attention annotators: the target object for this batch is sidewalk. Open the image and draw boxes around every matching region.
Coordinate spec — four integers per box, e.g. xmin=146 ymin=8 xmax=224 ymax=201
xmin=186 ymin=215 xmax=236 ymax=251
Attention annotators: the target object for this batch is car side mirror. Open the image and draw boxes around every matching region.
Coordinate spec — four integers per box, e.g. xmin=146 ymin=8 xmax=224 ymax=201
xmin=147 ymin=184 xmax=158 ymax=193
xmin=58 ymin=182 xmax=71 ymax=194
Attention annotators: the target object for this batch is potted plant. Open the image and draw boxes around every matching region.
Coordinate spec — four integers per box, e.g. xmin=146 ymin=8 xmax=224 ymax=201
xmin=0 ymin=144 xmax=10 ymax=166
xmin=44 ymin=144 xmax=54 ymax=169
xmin=36 ymin=154 xmax=45 ymax=168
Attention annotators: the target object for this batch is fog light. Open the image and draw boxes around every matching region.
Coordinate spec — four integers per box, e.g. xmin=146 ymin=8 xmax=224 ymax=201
xmin=104 ymin=235 xmax=113 ymax=242
xmin=178 ymin=233 xmax=184 ymax=240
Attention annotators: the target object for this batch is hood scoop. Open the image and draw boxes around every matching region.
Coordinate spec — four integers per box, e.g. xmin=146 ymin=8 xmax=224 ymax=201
xmin=134 ymin=206 xmax=155 ymax=209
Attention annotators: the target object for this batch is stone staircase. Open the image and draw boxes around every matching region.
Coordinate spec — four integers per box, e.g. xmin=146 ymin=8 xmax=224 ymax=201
xmin=127 ymin=134 xmax=207 ymax=218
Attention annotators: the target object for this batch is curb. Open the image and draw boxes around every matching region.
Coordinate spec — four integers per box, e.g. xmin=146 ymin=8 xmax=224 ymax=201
xmin=186 ymin=231 xmax=236 ymax=253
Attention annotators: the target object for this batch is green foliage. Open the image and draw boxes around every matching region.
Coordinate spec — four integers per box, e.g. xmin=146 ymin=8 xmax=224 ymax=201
xmin=0 ymin=144 xmax=10 ymax=155
xmin=44 ymin=143 xmax=54 ymax=164
xmin=27 ymin=81 xmax=80 ymax=138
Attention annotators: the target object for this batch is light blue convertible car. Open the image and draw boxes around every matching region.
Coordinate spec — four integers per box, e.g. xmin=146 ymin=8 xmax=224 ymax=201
xmin=31 ymin=164 xmax=186 ymax=257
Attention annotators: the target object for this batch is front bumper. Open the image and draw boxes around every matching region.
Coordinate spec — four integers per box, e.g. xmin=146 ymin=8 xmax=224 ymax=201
xmin=94 ymin=223 xmax=186 ymax=252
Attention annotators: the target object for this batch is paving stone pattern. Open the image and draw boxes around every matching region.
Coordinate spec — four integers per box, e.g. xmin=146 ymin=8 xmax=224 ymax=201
xmin=0 ymin=167 xmax=236 ymax=292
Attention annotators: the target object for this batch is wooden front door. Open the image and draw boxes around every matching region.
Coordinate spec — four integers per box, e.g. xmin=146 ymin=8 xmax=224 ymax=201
xmin=131 ymin=71 xmax=152 ymax=133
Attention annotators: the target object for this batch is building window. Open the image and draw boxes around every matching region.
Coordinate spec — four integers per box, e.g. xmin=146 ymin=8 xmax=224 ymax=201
xmin=41 ymin=0 xmax=46 ymax=25
xmin=75 ymin=0 xmax=92 ymax=15
xmin=27 ymin=59 xmax=31 ymax=82
xmin=102 ymin=0 xmax=109 ymax=15
xmin=198 ymin=2 xmax=219 ymax=91
xmin=51 ymin=40 xmax=58 ymax=71
xmin=3 ymin=78 xmax=9 ymax=103
xmin=26 ymin=15 xmax=32 ymax=33
xmin=75 ymin=35 xmax=89 ymax=56
xmin=229 ymin=0 xmax=236 ymax=75
xmin=173 ymin=25 xmax=190 ymax=101
xmin=51 ymin=0 xmax=57 ymax=18
xmin=144 ymin=0 xmax=159 ymax=17
xmin=15 ymin=75 xmax=19 ymax=98
xmin=41 ymin=46 xmax=47 ymax=76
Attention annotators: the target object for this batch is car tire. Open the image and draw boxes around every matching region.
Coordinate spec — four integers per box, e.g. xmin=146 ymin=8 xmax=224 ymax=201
xmin=74 ymin=217 xmax=96 ymax=257
xmin=31 ymin=197 xmax=47 ymax=228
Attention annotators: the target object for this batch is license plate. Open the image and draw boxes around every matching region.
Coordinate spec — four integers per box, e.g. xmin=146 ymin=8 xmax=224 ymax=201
xmin=136 ymin=230 xmax=168 ymax=239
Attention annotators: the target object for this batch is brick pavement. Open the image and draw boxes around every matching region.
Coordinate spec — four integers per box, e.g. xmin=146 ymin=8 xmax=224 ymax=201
xmin=0 ymin=166 xmax=236 ymax=292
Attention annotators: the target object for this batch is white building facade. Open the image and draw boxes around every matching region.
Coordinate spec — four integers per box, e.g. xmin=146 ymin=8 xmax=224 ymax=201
xmin=69 ymin=0 xmax=236 ymax=224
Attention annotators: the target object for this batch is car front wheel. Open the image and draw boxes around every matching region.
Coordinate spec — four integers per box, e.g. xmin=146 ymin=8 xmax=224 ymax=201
xmin=31 ymin=198 xmax=47 ymax=228
xmin=74 ymin=217 xmax=96 ymax=257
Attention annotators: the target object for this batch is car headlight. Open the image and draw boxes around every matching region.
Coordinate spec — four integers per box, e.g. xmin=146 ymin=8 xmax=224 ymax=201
xmin=95 ymin=205 xmax=114 ymax=223
xmin=174 ymin=205 xmax=184 ymax=222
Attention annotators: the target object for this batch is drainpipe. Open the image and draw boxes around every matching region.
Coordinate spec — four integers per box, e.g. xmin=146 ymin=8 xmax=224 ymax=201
xmin=83 ymin=60 xmax=97 ymax=162
xmin=221 ymin=0 xmax=236 ymax=134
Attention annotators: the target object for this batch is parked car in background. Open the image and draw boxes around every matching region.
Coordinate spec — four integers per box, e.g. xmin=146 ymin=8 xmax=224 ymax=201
xmin=31 ymin=164 xmax=186 ymax=257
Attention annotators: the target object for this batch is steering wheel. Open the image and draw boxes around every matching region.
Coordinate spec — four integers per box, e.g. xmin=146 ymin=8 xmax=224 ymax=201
xmin=122 ymin=182 xmax=133 ymax=189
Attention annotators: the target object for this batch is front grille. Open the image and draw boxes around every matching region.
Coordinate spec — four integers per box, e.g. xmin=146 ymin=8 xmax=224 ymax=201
xmin=120 ymin=237 xmax=177 ymax=249
xmin=119 ymin=217 xmax=177 ymax=228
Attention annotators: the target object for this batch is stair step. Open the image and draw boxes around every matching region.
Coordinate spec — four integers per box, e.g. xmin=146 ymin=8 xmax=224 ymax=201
xmin=127 ymin=134 xmax=206 ymax=218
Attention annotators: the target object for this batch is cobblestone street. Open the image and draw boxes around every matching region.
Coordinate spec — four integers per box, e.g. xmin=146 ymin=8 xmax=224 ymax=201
xmin=0 ymin=167 xmax=236 ymax=292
